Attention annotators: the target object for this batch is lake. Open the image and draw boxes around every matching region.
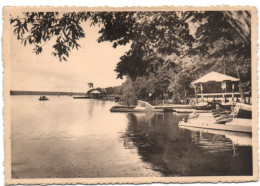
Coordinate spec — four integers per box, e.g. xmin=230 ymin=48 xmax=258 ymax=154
xmin=11 ymin=96 xmax=252 ymax=178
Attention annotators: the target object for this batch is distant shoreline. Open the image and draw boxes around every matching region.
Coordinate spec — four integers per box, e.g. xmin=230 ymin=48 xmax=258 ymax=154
xmin=10 ymin=90 xmax=86 ymax=96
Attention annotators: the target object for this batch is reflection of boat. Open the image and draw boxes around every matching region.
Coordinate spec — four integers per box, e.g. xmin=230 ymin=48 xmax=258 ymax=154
xmin=179 ymin=125 xmax=252 ymax=146
xmin=110 ymin=105 xmax=145 ymax=112
xmin=39 ymin=96 xmax=49 ymax=101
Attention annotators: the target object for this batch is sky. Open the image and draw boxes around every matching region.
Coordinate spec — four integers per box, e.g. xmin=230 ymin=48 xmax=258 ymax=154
xmin=9 ymin=20 xmax=130 ymax=92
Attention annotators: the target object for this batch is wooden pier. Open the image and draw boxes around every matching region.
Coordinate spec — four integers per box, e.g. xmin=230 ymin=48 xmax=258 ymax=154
xmin=137 ymin=100 xmax=193 ymax=112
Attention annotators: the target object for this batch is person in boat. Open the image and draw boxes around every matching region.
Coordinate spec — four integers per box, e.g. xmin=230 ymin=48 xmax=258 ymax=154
xmin=39 ymin=95 xmax=48 ymax=100
xmin=212 ymin=103 xmax=232 ymax=124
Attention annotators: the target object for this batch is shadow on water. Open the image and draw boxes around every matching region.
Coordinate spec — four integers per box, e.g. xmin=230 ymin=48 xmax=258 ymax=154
xmin=11 ymin=97 xmax=252 ymax=178
xmin=121 ymin=112 xmax=252 ymax=176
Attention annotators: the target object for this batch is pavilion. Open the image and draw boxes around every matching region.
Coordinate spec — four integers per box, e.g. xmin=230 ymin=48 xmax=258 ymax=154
xmin=191 ymin=71 xmax=241 ymax=103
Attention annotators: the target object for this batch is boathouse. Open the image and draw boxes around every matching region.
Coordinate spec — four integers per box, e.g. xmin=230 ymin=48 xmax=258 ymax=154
xmin=89 ymin=89 xmax=102 ymax=99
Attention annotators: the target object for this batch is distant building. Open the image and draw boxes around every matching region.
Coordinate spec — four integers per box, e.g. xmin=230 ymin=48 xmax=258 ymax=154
xmin=89 ymin=89 xmax=102 ymax=99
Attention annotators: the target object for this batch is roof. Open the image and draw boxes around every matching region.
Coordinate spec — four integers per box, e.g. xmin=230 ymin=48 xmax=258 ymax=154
xmin=191 ymin=71 xmax=240 ymax=85
xmin=90 ymin=90 xmax=101 ymax=94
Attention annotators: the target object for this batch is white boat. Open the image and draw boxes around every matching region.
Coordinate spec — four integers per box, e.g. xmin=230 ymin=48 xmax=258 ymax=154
xmin=175 ymin=108 xmax=210 ymax=113
xmin=178 ymin=105 xmax=252 ymax=133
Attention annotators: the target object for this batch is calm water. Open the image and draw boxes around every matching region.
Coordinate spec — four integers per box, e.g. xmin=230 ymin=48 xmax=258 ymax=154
xmin=11 ymin=96 xmax=252 ymax=178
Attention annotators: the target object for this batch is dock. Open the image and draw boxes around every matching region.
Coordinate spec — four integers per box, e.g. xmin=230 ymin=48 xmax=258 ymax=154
xmin=110 ymin=100 xmax=197 ymax=113
xmin=138 ymin=100 xmax=193 ymax=112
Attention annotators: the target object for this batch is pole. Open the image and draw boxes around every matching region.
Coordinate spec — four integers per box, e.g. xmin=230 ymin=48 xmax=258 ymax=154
xmin=194 ymin=85 xmax=198 ymax=103
xmin=224 ymin=60 xmax=226 ymax=75
xmin=232 ymin=83 xmax=234 ymax=102
xmin=236 ymin=61 xmax=245 ymax=103
xmin=200 ymin=84 xmax=204 ymax=102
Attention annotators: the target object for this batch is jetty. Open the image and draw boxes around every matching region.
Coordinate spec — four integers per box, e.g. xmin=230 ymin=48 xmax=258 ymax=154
xmin=110 ymin=100 xmax=196 ymax=113
xmin=138 ymin=100 xmax=192 ymax=112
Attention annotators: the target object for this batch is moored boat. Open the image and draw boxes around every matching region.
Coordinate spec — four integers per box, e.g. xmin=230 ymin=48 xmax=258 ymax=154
xmin=191 ymin=101 xmax=234 ymax=111
xmin=235 ymin=103 xmax=252 ymax=119
xmin=110 ymin=105 xmax=145 ymax=112
xmin=179 ymin=117 xmax=251 ymax=133
xmin=175 ymin=108 xmax=210 ymax=113
xmin=178 ymin=104 xmax=252 ymax=133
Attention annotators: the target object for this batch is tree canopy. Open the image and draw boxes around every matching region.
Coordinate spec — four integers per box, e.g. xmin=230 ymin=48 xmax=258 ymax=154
xmin=10 ymin=11 xmax=251 ymax=101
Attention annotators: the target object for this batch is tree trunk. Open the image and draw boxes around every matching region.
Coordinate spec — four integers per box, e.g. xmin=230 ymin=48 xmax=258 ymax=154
xmin=236 ymin=61 xmax=245 ymax=103
xmin=224 ymin=60 xmax=226 ymax=75
xmin=183 ymin=85 xmax=187 ymax=104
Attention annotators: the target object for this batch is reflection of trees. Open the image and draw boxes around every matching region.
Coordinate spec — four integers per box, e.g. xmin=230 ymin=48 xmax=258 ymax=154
xmin=123 ymin=113 xmax=252 ymax=176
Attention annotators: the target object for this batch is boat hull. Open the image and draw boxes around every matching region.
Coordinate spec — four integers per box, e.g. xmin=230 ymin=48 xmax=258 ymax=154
xmin=110 ymin=106 xmax=145 ymax=112
xmin=179 ymin=118 xmax=252 ymax=133
xmin=175 ymin=109 xmax=210 ymax=113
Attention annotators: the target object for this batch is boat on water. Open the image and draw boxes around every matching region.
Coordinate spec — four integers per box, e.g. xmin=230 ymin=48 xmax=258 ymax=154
xmin=191 ymin=101 xmax=234 ymax=111
xmin=175 ymin=108 xmax=210 ymax=113
xmin=110 ymin=105 xmax=145 ymax=112
xmin=39 ymin=96 xmax=49 ymax=101
xmin=179 ymin=103 xmax=252 ymax=133
xmin=235 ymin=102 xmax=252 ymax=119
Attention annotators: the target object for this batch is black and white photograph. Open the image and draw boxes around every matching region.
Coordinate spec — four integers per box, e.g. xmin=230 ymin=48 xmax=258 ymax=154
xmin=3 ymin=6 xmax=258 ymax=185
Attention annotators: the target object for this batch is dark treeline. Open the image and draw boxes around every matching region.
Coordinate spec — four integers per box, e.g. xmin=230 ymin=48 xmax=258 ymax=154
xmin=10 ymin=90 xmax=86 ymax=96
xmin=10 ymin=11 xmax=251 ymax=103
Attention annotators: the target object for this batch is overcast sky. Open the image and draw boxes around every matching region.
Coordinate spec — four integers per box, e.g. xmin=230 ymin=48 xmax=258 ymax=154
xmin=10 ymin=21 xmax=130 ymax=92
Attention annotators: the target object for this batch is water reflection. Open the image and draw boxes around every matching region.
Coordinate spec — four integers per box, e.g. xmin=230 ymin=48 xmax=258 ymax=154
xmin=122 ymin=112 xmax=252 ymax=176
xmin=180 ymin=126 xmax=252 ymax=158
xmin=179 ymin=126 xmax=252 ymax=146
xmin=11 ymin=96 xmax=252 ymax=178
xmin=12 ymin=97 xmax=163 ymax=178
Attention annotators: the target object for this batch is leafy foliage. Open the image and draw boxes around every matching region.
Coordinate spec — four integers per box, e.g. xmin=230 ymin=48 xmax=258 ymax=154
xmin=10 ymin=12 xmax=89 ymax=61
xmin=10 ymin=11 xmax=251 ymax=101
